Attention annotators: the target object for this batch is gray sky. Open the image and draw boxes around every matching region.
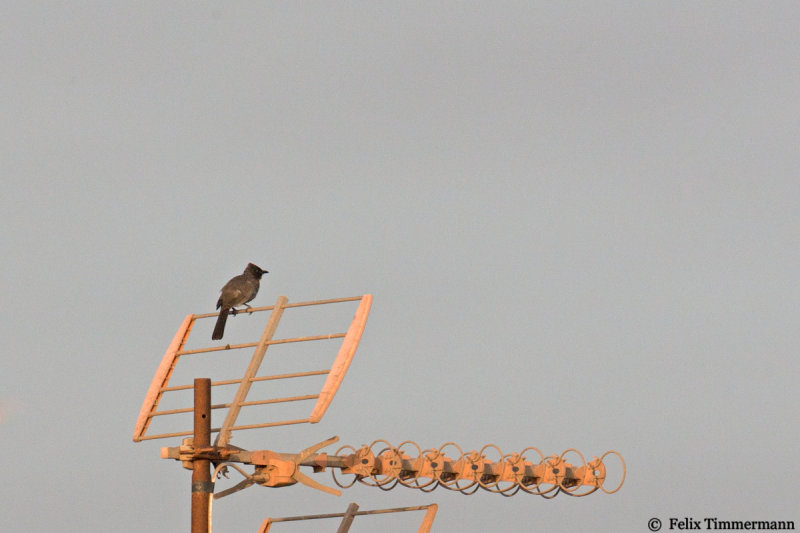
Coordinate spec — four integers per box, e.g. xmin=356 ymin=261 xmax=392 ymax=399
xmin=2 ymin=3 xmax=799 ymax=532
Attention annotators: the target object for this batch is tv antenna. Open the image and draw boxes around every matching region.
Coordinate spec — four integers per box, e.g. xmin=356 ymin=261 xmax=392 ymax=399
xmin=134 ymin=294 xmax=625 ymax=532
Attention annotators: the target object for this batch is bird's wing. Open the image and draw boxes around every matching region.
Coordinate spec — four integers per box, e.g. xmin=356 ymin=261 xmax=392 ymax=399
xmin=225 ymin=288 xmax=247 ymax=307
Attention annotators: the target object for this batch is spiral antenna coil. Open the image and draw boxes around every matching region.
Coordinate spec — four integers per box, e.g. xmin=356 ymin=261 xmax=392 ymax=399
xmin=327 ymin=440 xmax=625 ymax=497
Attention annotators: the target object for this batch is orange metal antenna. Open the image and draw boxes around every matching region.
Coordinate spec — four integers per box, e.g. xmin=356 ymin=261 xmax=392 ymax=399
xmin=257 ymin=503 xmax=439 ymax=533
xmin=134 ymin=294 xmax=625 ymax=533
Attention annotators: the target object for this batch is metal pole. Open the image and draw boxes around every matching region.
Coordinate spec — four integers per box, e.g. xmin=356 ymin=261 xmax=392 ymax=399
xmin=336 ymin=503 xmax=360 ymax=533
xmin=192 ymin=378 xmax=212 ymax=533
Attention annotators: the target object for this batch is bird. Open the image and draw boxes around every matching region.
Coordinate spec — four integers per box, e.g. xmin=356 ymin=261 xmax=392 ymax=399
xmin=212 ymin=263 xmax=268 ymax=340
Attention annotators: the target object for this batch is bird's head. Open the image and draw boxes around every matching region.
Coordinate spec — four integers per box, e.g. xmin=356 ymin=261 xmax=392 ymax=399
xmin=246 ymin=263 xmax=268 ymax=278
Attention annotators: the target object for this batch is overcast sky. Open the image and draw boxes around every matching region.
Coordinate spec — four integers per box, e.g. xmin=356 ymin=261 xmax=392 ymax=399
xmin=2 ymin=3 xmax=799 ymax=532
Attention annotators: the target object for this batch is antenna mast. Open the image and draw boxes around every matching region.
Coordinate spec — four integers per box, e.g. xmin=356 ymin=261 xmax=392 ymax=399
xmin=134 ymin=295 xmax=625 ymax=532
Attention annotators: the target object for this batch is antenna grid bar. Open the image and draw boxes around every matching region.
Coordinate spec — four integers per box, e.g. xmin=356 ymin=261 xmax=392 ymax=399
xmin=161 ymin=370 xmax=332 ymax=392
xmin=177 ymin=332 xmax=346 ymax=357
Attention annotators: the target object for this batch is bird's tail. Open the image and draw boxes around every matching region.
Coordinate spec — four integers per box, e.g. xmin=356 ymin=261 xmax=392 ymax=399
xmin=212 ymin=308 xmax=229 ymax=340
